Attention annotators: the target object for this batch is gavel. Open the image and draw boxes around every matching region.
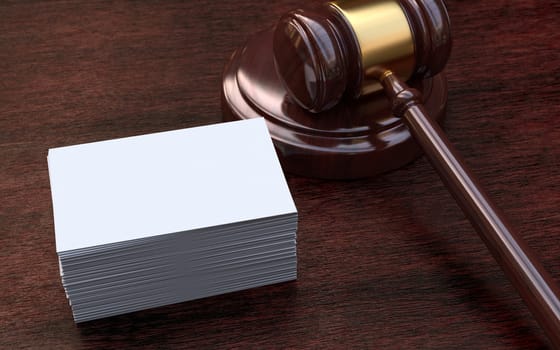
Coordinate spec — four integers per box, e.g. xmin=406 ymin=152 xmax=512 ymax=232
xmin=222 ymin=0 xmax=560 ymax=346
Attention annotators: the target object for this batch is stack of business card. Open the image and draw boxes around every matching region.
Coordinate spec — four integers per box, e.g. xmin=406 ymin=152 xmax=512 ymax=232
xmin=48 ymin=118 xmax=298 ymax=322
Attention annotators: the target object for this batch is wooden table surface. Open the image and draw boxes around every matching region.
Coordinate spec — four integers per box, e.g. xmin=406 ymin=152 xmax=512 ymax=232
xmin=1 ymin=1 xmax=559 ymax=348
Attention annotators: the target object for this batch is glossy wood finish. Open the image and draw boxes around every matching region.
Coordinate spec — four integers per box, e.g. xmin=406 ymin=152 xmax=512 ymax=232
xmin=272 ymin=5 xmax=355 ymax=112
xmin=223 ymin=28 xmax=447 ymax=179
xmin=379 ymin=71 xmax=560 ymax=348
xmin=271 ymin=0 xmax=452 ymax=112
xmin=398 ymin=0 xmax=452 ymax=79
xmin=1 ymin=1 xmax=559 ymax=349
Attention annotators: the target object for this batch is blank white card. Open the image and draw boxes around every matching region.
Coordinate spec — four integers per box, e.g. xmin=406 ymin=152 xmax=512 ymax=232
xmin=48 ymin=118 xmax=297 ymax=254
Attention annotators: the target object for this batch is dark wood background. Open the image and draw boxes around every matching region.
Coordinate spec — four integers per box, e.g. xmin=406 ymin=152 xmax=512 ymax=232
xmin=1 ymin=0 xmax=559 ymax=348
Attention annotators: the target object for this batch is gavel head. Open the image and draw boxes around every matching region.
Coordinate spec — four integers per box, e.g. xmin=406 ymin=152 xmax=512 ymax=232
xmin=273 ymin=0 xmax=452 ymax=112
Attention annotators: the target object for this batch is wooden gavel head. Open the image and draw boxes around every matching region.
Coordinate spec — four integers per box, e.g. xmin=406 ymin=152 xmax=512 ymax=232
xmin=222 ymin=0 xmax=452 ymax=179
xmin=273 ymin=0 xmax=452 ymax=112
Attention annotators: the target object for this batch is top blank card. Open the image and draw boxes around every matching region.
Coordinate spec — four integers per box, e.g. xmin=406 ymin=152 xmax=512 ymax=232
xmin=48 ymin=118 xmax=297 ymax=253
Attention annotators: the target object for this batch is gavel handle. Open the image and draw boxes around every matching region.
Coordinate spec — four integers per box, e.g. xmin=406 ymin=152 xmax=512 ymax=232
xmin=379 ymin=71 xmax=560 ymax=348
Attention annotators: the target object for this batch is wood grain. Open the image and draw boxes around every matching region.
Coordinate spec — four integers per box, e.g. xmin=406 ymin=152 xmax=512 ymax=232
xmin=1 ymin=0 xmax=559 ymax=348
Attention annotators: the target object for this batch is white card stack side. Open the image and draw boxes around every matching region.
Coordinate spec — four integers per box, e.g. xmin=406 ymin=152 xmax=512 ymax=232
xmin=48 ymin=118 xmax=298 ymax=322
